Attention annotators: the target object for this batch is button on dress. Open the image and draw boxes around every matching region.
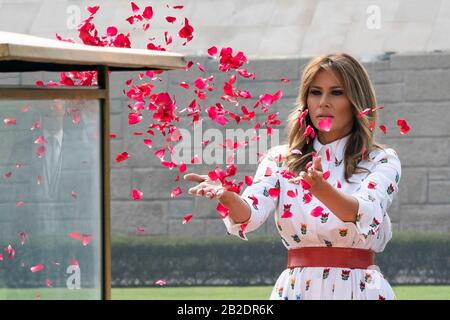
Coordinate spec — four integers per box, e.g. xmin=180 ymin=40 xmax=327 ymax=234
xmin=223 ymin=133 xmax=401 ymax=300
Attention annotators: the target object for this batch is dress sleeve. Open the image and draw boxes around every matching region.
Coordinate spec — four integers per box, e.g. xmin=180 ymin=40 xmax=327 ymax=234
xmin=351 ymin=148 xmax=401 ymax=239
xmin=223 ymin=149 xmax=281 ymax=240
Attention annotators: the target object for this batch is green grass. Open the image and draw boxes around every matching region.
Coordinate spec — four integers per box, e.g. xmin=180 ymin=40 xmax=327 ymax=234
xmin=111 ymin=286 xmax=450 ymax=300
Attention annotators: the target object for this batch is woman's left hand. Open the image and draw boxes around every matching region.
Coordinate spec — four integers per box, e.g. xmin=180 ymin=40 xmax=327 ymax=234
xmin=288 ymin=155 xmax=327 ymax=193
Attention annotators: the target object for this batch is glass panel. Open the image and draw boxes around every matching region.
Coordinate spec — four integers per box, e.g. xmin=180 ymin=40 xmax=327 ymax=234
xmin=0 ymin=99 xmax=102 ymax=299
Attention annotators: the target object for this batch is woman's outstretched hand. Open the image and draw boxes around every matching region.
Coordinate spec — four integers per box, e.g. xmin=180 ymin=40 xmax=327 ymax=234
xmin=288 ymin=155 xmax=327 ymax=194
xmin=184 ymin=173 xmax=226 ymax=200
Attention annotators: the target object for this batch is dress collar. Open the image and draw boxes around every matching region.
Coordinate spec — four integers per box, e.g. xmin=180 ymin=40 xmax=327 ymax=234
xmin=313 ymin=133 xmax=351 ymax=163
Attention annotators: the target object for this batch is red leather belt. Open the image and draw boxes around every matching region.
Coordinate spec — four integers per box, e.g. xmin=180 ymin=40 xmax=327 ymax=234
xmin=287 ymin=247 xmax=375 ymax=269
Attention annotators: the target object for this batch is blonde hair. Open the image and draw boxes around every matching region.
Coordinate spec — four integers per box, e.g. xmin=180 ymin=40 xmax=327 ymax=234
xmin=283 ymin=53 xmax=387 ymax=183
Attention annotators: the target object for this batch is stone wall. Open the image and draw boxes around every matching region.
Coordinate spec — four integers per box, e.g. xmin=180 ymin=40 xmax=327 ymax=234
xmin=105 ymin=52 xmax=450 ymax=237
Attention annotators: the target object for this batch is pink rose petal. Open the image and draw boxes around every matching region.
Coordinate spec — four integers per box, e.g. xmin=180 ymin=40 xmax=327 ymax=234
xmin=170 ymin=186 xmax=182 ymax=198
xmin=3 ymin=118 xmax=16 ymax=125
xmin=30 ymin=264 xmax=45 ymax=273
xmin=155 ymin=279 xmax=166 ymax=286
xmin=318 ymin=117 xmax=333 ymax=132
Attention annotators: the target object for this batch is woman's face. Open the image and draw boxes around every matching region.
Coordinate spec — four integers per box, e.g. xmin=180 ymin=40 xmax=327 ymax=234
xmin=306 ymin=68 xmax=354 ymax=144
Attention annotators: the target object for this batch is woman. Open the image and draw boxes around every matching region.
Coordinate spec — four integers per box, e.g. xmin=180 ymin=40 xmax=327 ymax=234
xmin=184 ymin=53 xmax=401 ymax=300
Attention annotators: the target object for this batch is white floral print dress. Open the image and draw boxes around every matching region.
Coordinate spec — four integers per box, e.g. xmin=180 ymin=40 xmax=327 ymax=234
xmin=223 ymin=133 xmax=401 ymax=300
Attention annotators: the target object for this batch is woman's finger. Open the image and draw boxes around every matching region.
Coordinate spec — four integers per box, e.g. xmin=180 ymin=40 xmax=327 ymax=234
xmin=184 ymin=173 xmax=207 ymax=183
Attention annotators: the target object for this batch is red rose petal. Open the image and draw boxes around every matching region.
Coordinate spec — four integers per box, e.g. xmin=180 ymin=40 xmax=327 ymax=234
xmin=207 ymin=46 xmax=218 ymax=57
xmin=115 ymin=152 xmax=129 ymax=163
xmin=143 ymin=6 xmax=153 ymax=20
xmin=182 ymin=214 xmax=193 ymax=224
xmin=132 ymin=188 xmax=143 ymax=200
xmin=30 ymin=264 xmax=45 ymax=273
xmin=107 ymin=26 xmax=118 ymax=37
xmin=165 ymin=16 xmax=176 ymax=23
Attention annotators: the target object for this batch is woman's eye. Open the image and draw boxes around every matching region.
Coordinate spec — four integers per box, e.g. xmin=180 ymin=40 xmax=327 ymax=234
xmin=332 ymin=90 xmax=343 ymax=96
xmin=310 ymin=90 xmax=321 ymax=96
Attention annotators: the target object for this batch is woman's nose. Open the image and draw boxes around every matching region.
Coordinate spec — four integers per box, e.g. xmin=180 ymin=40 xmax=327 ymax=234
xmin=319 ymin=94 xmax=331 ymax=108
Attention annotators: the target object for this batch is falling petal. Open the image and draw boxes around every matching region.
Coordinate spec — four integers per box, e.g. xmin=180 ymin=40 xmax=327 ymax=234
xmin=37 ymin=176 xmax=43 ymax=185
xmin=19 ymin=232 xmax=26 ymax=245
xmin=70 ymin=191 xmax=77 ymax=199
xmin=34 ymin=135 xmax=46 ymax=145
xmin=216 ymin=203 xmax=230 ymax=219
xmin=44 ymin=279 xmax=53 ymax=288
xmin=69 ymin=232 xmax=82 ymax=242
xmin=178 ymin=18 xmax=194 ymax=45
xmin=87 ymin=5 xmax=100 ymax=15
xmin=4 ymin=244 xmax=15 ymax=260
xmin=36 ymin=146 xmax=46 ymax=158
xmin=136 ymin=226 xmax=145 ymax=233
xmin=379 ymin=125 xmax=387 ymax=135
xmin=115 ymin=152 xmax=129 ymax=163
xmin=179 ymin=162 xmax=187 ymax=173
xmin=132 ymin=188 xmax=143 ymax=200
xmin=165 ymin=16 xmax=176 ymax=23
xmin=182 ymin=214 xmax=193 ymax=224
xmin=244 ymin=176 xmax=253 ymax=186
xmin=71 ymin=259 xmax=79 ymax=266
xmin=310 ymin=206 xmax=324 ymax=217
xmin=155 ymin=279 xmax=166 ymax=286
xmin=291 ymin=149 xmax=302 ymax=155
xmin=31 ymin=121 xmax=41 ymax=130
xmin=322 ymin=171 xmax=331 ymax=180
xmin=30 ymin=264 xmax=45 ymax=273
xmin=4 ymin=171 xmax=12 ymax=179
xmin=357 ymin=108 xmax=371 ymax=118
xmin=397 ymin=118 xmax=411 ymax=135
xmin=280 ymin=77 xmax=290 ymax=83
xmin=106 ymin=26 xmax=118 ymax=37
xmin=16 ymin=201 xmax=25 ymax=207
xmin=170 ymin=186 xmax=182 ymax=198
xmin=179 ymin=82 xmax=190 ymax=89
xmin=131 ymin=2 xmax=139 ymax=13
xmin=143 ymin=6 xmax=153 ymax=20
xmin=3 ymin=118 xmax=16 ymax=125
xmin=318 ymin=117 xmax=333 ymax=132
xmin=110 ymin=133 xmax=118 ymax=139
xmin=82 ymin=235 xmax=92 ymax=246
xmin=196 ymin=62 xmax=206 ymax=72
xmin=154 ymin=148 xmax=165 ymax=160
xmin=128 ymin=112 xmax=143 ymax=125
xmin=207 ymin=46 xmax=217 ymax=57
xmin=143 ymin=139 xmax=152 ymax=149
xmin=190 ymin=155 xmax=200 ymax=164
